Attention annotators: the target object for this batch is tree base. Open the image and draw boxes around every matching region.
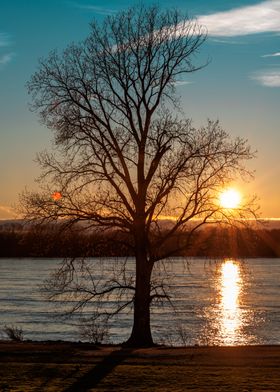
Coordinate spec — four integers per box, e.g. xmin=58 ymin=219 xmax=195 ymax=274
xmin=122 ymin=335 xmax=155 ymax=348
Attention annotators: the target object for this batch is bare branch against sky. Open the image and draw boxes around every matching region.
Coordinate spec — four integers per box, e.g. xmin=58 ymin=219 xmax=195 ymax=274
xmin=19 ymin=5 xmax=258 ymax=346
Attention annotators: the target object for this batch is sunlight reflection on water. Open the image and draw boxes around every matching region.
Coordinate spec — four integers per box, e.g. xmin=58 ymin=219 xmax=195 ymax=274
xmin=219 ymin=260 xmax=242 ymax=344
xmin=199 ymin=259 xmax=263 ymax=346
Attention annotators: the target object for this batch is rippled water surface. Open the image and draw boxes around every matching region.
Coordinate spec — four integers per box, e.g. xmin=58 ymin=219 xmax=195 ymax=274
xmin=0 ymin=258 xmax=279 ymax=345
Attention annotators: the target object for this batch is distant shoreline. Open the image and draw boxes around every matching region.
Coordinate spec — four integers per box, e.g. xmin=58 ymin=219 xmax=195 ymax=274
xmin=2 ymin=219 xmax=280 ymax=258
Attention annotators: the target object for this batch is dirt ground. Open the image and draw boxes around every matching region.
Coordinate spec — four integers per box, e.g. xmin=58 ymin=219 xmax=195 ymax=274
xmin=0 ymin=342 xmax=279 ymax=391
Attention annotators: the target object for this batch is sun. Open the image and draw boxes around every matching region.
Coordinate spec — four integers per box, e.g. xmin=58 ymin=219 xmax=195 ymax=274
xmin=219 ymin=188 xmax=241 ymax=209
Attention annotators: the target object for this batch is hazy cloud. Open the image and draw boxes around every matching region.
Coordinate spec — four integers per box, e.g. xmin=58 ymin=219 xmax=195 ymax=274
xmin=69 ymin=2 xmax=116 ymax=15
xmin=0 ymin=32 xmax=14 ymax=69
xmin=251 ymin=69 xmax=280 ymax=87
xmin=0 ymin=205 xmax=16 ymax=219
xmin=0 ymin=53 xmax=14 ymax=66
xmin=0 ymin=33 xmax=10 ymax=47
xmin=261 ymin=52 xmax=280 ymax=57
xmin=197 ymin=1 xmax=280 ymax=37
xmin=174 ymin=80 xmax=193 ymax=86
xmin=210 ymin=38 xmax=247 ymax=45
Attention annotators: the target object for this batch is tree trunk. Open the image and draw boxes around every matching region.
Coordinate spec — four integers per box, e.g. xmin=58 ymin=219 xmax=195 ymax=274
xmin=125 ymin=224 xmax=154 ymax=347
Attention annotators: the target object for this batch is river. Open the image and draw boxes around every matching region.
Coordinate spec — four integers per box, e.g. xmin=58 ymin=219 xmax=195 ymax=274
xmin=0 ymin=258 xmax=279 ymax=345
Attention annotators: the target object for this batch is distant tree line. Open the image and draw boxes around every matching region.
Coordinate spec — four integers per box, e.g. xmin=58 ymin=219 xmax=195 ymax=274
xmin=0 ymin=222 xmax=280 ymax=258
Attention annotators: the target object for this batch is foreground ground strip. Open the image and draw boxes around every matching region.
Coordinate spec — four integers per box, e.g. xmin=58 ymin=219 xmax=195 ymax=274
xmin=0 ymin=342 xmax=279 ymax=391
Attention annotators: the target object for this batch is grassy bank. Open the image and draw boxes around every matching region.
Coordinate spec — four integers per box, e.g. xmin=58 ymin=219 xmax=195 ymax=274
xmin=0 ymin=342 xmax=279 ymax=391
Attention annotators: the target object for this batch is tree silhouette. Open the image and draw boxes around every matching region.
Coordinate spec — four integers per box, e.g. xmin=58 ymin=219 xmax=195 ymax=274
xmin=21 ymin=5 xmax=255 ymax=346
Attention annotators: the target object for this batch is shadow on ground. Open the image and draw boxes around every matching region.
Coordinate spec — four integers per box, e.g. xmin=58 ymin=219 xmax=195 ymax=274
xmin=63 ymin=347 xmax=134 ymax=391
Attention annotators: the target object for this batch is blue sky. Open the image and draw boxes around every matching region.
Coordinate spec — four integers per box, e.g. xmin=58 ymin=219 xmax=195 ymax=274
xmin=0 ymin=0 xmax=280 ymax=218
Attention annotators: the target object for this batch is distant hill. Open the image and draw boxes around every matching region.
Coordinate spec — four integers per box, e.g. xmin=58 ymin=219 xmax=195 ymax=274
xmin=1 ymin=218 xmax=280 ymax=230
xmin=1 ymin=218 xmax=280 ymax=258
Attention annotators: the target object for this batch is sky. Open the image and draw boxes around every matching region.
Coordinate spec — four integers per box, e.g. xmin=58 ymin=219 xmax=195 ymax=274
xmin=0 ymin=0 xmax=280 ymax=219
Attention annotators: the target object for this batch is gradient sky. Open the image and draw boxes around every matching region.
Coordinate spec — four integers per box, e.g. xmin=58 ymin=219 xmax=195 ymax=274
xmin=0 ymin=0 xmax=280 ymax=219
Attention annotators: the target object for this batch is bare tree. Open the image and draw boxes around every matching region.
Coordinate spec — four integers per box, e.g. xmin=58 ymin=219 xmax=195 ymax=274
xmin=21 ymin=5 xmax=255 ymax=346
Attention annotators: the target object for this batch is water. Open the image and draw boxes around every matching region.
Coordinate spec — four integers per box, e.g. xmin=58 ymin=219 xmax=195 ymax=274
xmin=0 ymin=257 xmax=279 ymax=345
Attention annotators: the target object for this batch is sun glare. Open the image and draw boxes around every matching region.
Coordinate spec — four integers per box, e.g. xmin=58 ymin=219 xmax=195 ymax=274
xmin=219 ymin=188 xmax=241 ymax=209
xmin=51 ymin=192 xmax=62 ymax=201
